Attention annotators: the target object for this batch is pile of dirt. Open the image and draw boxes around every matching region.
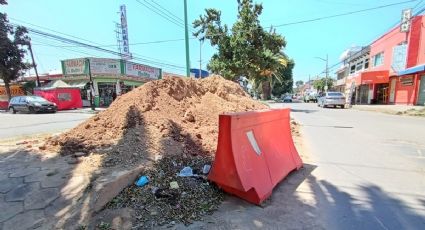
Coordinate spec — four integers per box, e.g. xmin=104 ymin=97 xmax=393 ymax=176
xmin=45 ymin=76 xmax=267 ymax=167
xmin=105 ymin=155 xmax=224 ymax=227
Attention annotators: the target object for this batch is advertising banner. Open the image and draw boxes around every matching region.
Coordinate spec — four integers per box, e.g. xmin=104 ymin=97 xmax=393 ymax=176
xmin=125 ymin=62 xmax=161 ymax=79
xmin=120 ymin=5 xmax=131 ymax=60
xmin=62 ymin=59 xmax=88 ymax=75
xmin=89 ymin=58 xmax=121 ymax=75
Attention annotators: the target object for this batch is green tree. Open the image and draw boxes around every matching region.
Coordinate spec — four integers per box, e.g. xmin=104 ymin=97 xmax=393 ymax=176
xmin=313 ymin=77 xmax=334 ymax=92
xmin=271 ymin=59 xmax=294 ymax=96
xmin=0 ymin=0 xmax=30 ymax=101
xmin=295 ymin=80 xmax=304 ymax=88
xmin=193 ymin=0 xmax=290 ymax=99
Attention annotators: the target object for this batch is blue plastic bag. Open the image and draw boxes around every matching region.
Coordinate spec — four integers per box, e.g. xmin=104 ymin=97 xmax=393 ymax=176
xmin=135 ymin=175 xmax=149 ymax=187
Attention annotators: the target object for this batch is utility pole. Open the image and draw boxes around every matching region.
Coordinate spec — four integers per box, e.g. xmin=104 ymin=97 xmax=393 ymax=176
xmin=184 ymin=0 xmax=190 ymax=77
xmin=314 ymin=55 xmax=329 ymax=92
xmin=27 ymin=41 xmax=40 ymax=87
xmin=86 ymin=58 xmax=95 ymax=111
xmin=325 ymin=54 xmax=329 ymax=92
xmin=199 ymin=40 xmax=203 ymax=78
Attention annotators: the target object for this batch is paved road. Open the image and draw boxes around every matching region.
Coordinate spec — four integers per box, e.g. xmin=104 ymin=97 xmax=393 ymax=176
xmin=0 ymin=111 xmax=94 ymax=140
xmin=270 ymin=102 xmax=425 ymax=229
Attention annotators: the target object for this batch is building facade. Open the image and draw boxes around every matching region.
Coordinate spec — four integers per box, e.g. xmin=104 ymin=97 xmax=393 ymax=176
xmin=339 ymin=15 xmax=425 ymax=106
xmin=60 ymin=58 xmax=162 ymax=107
xmin=345 ymin=16 xmax=425 ymax=105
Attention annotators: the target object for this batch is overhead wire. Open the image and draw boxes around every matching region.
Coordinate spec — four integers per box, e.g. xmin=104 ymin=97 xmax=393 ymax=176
xmin=272 ymin=0 xmax=419 ymax=27
xmin=8 ymin=22 xmax=186 ymax=70
xmin=313 ymin=1 xmax=425 ymax=76
xmin=135 ymin=0 xmax=184 ymax=29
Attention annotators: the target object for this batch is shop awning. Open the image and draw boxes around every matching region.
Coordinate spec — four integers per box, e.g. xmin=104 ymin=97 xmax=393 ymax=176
xmin=397 ymin=64 xmax=425 ymax=76
xmin=359 ymin=70 xmax=389 ymax=85
xmin=67 ymin=81 xmax=88 ymax=88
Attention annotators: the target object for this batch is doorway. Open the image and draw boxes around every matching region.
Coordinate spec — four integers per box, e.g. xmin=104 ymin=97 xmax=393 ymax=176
xmin=376 ymin=83 xmax=389 ymax=104
xmin=417 ymin=75 xmax=425 ymax=105
xmin=389 ymin=78 xmax=396 ymax=103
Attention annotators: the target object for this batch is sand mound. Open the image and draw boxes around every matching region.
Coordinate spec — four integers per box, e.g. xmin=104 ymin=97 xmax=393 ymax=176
xmin=46 ymin=76 xmax=267 ymax=167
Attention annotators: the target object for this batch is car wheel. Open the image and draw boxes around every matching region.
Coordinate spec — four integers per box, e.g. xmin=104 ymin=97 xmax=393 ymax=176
xmin=29 ymin=106 xmax=35 ymax=114
xmin=9 ymin=107 xmax=16 ymax=114
xmin=340 ymin=105 xmax=345 ymax=109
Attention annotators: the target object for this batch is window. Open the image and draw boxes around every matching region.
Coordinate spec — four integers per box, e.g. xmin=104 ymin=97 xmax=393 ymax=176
xmin=356 ymin=61 xmax=364 ymax=71
xmin=373 ymin=52 xmax=384 ymax=66
xmin=350 ymin=65 xmax=356 ymax=74
xmin=364 ymin=58 xmax=369 ymax=69
xmin=19 ymin=97 xmax=27 ymax=103
xmin=327 ymin=92 xmax=344 ymax=97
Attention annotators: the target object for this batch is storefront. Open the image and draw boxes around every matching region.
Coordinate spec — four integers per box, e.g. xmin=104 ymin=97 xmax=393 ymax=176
xmin=353 ymin=70 xmax=389 ymax=104
xmin=395 ymin=64 xmax=425 ymax=105
xmin=61 ymin=58 xmax=161 ymax=108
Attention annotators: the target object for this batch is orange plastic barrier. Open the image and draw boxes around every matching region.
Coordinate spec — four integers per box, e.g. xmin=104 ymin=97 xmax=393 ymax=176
xmin=208 ymin=108 xmax=303 ymax=205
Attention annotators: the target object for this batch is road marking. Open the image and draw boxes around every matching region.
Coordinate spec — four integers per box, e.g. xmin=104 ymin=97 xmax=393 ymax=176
xmin=3 ymin=149 xmax=21 ymax=160
xmin=374 ymin=215 xmax=389 ymax=230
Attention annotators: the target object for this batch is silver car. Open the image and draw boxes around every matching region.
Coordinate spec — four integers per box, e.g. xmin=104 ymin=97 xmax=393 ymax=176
xmin=317 ymin=92 xmax=346 ymax=109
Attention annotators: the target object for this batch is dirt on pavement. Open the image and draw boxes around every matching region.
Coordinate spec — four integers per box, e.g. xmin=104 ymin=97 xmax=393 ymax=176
xmin=44 ymin=76 xmax=267 ymax=168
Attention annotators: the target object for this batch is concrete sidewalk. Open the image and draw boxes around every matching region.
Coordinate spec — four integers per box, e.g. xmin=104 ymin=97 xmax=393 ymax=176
xmin=57 ymin=107 xmax=106 ymax=114
xmin=352 ymin=104 xmax=424 ymax=114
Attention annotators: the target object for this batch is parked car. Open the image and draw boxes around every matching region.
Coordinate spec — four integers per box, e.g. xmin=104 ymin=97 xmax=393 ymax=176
xmin=8 ymin=96 xmax=57 ymax=114
xmin=282 ymin=95 xmax=292 ymax=103
xmin=303 ymin=94 xmax=317 ymax=103
xmin=317 ymin=92 xmax=346 ymax=108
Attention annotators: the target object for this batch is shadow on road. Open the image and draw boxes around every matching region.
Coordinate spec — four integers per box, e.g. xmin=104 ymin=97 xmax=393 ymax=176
xmin=316 ymin=180 xmax=425 ymax=229
xmin=291 ymin=108 xmax=318 ymax=114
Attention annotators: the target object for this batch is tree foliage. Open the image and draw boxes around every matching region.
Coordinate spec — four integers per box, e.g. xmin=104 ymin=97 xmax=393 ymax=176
xmin=271 ymin=59 xmax=294 ymax=96
xmin=0 ymin=0 xmax=30 ymax=101
xmin=313 ymin=77 xmax=334 ymax=92
xmin=193 ymin=0 xmax=290 ymax=99
xmin=295 ymin=80 xmax=304 ymax=88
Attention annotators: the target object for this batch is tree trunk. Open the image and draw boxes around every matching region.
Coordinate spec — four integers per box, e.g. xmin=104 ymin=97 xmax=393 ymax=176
xmin=4 ymin=80 xmax=11 ymax=102
xmin=261 ymin=80 xmax=271 ymax=100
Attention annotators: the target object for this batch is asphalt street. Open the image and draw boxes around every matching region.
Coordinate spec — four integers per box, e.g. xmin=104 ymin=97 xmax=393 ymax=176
xmin=270 ymin=102 xmax=425 ymax=229
xmin=0 ymin=111 xmax=94 ymax=140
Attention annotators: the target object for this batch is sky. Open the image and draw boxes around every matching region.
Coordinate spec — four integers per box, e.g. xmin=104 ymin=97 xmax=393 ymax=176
xmin=1 ymin=0 xmax=424 ymax=83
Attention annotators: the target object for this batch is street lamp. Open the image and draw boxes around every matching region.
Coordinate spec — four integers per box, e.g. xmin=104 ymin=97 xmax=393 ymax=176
xmin=315 ymin=54 xmax=329 ymax=92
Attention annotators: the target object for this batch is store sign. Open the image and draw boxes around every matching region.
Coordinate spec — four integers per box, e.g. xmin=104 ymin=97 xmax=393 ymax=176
xmin=400 ymin=8 xmax=412 ymax=33
xmin=62 ymin=59 xmax=88 ymax=75
xmin=400 ymin=75 xmax=414 ymax=86
xmin=89 ymin=58 xmax=121 ymax=75
xmin=120 ymin=5 xmax=131 ymax=60
xmin=392 ymin=44 xmax=407 ymax=72
xmin=125 ymin=62 xmax=161 ymax=79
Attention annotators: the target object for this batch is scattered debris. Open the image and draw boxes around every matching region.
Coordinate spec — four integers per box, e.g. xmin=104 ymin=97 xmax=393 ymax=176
xmin=178 ymin=166 xmax=194 ymax=177
xmin=74 ymin=152 xmax=87 ymax=157
xmin=135 ymin=176 xmax=149 ymax=187
xmin=169 ymin=181 xmax=179 ymax=189
xmin=202 ymin=165 xmax=211 ymax=174
xmin=106 ymin=156 xmax=224 ymax=227
xmin=16 ymin=141 xmax=28 ymax=145
xmin=66 ymin=157 xmax=81 ymax=164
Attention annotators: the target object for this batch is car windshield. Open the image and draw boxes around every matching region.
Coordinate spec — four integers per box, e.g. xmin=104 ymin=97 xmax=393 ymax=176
xmin=27 ymin=96 xmax=48 ymax=102
xmin=327 ymin=92 xmax=344 ymax=97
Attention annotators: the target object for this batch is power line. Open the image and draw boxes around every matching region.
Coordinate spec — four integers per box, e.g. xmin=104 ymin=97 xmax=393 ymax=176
xmin=135 ymin=0 xmax=184 ymax=29
xmin=150 ymin=0 xmax=184 ymax=22
xmin=13 ymin=23 xmax=186 ymax=70
xmin=8 ymin=17 xmax=103 ymax=46
xmin=32 ymin=37 xmax=196 ymax=48
xmin=272 ymin=0 xmax=418 ymax=27
xmin=314 ymin=2 xmax=425 ymax=77
xmin=135 ymin=0 xmax=197 ymax=35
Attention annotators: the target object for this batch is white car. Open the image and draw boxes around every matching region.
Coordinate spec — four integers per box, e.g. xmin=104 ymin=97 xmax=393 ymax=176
xmin=317 ymin=92 xmax=346 ymax=109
